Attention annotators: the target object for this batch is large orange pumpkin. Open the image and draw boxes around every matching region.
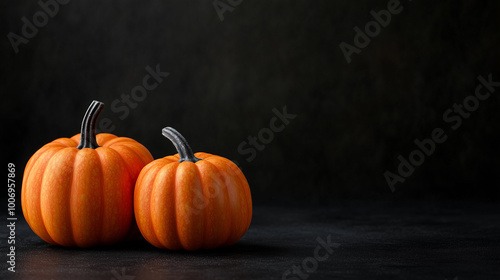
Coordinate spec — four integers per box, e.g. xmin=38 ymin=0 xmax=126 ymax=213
xmin=21 ymin=100 xmax=153 ymax=247
xmin=134 ymin=127 xmax=252 ymax=250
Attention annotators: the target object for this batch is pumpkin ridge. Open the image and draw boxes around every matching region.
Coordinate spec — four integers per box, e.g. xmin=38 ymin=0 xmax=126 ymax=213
xmin=24 ymin=146 xmax=65 ymax=245
xmin=51 ymin=137 xmax=79 ymax=147
xmin=169 ymin=162 xmax=181 ymax=249
xmin=207 ymin=157 xmax=249 ymax=246
xmin=105 ymin=145 xmax=136 ymax=184
xmin=197 ymin=159 xmax=229 ymax=248
xmin=136 ymin=161 xmax=164 ymax=247
xmin=38 ymin=147 xmax=61 ymax=243
xmin=194 ymin=152 xmax=212 ymax=160
xmin=175 ymin=162 xmax=206 ymax=250
xmin=228 ymin=165 xmax=251 ymax=244
xmin=70 ymin=148 xmax=103 ymax=247
xmin=100 ymin=136 xmax=136 ymax=147
xmin=206 ymin=159 xmax=234 ymax=246
xmin=66 ymin=148 xmax=78 ymax=246
xmin=151 ymin=162 xmax=180 ymax=248
xmin=164 ymin=155 xmax=180 ymax=163
xmin=195 ymin=161 xmax=211 ymax=248
xmin=149 ymin=167 xmax=163 ymax=247
xmin=116 ymin=141 xmax=153 ymax=168
xmin=140 ymin=159 xmax=165 ymax=176
xmin=210 ymin=157 xmax=252 ymax=235
xmin=41 ymin=147 xmax=77 ymax=246
xmin=95 ymin=133 xmax=117 ymax=146
xmin=98 ymin=145 xmax=137 ymax=241
xmin=22 ymin=146 xmax=60 ymax=226
xmin=192 ymin=164 xmax=207 ymax=249
xmin=94 ymin=148 xmax=108 ymax=245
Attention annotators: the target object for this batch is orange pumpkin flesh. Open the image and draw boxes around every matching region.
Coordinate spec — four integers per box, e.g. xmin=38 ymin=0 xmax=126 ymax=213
xmin=134 ymin=127 xmax=252 ymax=250
xmin=21 ymin=101 xmax=153 ymax=247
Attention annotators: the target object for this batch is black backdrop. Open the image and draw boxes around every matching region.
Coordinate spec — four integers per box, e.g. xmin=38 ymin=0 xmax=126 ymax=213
xmin=1 ymin=0 xmax=499 ymax=205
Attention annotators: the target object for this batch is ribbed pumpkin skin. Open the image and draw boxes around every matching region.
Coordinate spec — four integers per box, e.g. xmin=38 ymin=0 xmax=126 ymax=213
xmin=21 ymin=133 xmax=153 ymax=247
xmin=134 ymin=152 xmax=252 ymax=250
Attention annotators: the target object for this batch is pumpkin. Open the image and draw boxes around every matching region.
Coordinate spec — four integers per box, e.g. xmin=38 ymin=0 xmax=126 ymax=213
xmin=134 ymin=127 xmax=252 ymax=250
xmin=21 ymin=100 xmax=153 ymax=247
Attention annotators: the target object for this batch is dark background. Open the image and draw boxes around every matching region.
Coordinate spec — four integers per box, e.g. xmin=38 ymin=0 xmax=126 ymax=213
xmin=1 ymin=1 xmax=500 ymax=280
xmin=2 ymin=0 xmax=500 ymax=205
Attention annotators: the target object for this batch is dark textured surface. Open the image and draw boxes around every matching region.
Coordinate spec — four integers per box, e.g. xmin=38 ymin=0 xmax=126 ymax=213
xmin=1 ymin=1 xmax=500 ymax=203
xmin=1 ymin=200 xmax=499 ymax=279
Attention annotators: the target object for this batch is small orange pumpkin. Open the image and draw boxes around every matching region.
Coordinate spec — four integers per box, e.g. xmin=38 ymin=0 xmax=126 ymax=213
xmin=134 ymin=127 xmax=252 ymax=250
xmin=21 ymin=100 xmax=153 ymax=247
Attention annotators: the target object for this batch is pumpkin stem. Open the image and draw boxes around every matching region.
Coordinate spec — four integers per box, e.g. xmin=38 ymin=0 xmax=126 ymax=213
xmin=162 ymin=127 xmax=201 ymax=163
xmin=77 ymin=100 xmax=104 ymax=149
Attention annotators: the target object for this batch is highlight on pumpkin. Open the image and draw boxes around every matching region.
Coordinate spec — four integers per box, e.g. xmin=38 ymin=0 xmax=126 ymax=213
xmin=21 ymin=100 xmax=154 ymax=248
xmin=133 ymin=126 xmax=252 ymax=250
